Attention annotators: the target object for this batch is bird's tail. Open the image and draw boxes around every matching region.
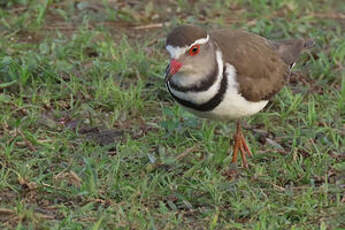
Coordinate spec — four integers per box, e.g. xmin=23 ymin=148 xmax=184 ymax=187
xmin=271 ymin=38 xmax=315 ymax=67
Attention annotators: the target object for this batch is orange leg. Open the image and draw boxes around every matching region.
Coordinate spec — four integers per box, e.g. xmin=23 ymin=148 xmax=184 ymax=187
xmin=230 ymin=120 xmax=253 ymax=168
xmin=231 ymin=132 xmax=240 ymax=164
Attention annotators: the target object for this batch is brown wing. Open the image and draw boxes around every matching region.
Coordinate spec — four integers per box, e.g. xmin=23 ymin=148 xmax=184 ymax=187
xmin=211 ymin=30 xmax=290 ymax=102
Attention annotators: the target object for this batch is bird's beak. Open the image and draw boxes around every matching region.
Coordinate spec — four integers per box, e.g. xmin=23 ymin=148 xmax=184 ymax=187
xmin=165 ymin=59 xmax=183 ymax=83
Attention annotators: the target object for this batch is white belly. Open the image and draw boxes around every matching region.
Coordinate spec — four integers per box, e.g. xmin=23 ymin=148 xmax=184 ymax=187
xmin=185 ymin=94 xmax=268 ymax=121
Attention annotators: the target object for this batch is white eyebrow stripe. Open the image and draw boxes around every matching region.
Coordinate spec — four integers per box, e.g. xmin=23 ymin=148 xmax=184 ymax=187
xmin=166 ymin=34 xmax=209 ymax=59
xmin=190 ymin=34 xmax=209 ymax=47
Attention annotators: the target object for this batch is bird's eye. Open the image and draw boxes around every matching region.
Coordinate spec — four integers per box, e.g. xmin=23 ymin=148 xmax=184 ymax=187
xmin=189 ymin=45 xmax=200 ymax=56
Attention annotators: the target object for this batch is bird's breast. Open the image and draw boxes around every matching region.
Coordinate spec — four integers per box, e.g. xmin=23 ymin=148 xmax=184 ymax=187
xmin=167 ymin=63 xmax=269 ymax=120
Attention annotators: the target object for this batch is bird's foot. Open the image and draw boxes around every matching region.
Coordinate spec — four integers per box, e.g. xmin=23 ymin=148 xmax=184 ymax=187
xmin=223 ymin=121 xmax=253 ymax=179
xmin=230 ymin=123 xmax=253 ymax=169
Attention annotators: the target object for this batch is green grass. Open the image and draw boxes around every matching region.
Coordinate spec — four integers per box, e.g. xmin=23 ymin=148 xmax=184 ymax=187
xmin=0 ymin=0 xmax=345 ymax=229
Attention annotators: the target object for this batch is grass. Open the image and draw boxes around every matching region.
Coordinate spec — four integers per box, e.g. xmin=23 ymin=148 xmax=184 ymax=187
xmin=0 ymin=0 xmax=345 ymax=229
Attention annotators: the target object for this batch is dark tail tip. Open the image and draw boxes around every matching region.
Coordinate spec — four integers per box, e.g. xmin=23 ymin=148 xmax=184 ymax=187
xmin=304 ymin=39 xmax=315 ymax=49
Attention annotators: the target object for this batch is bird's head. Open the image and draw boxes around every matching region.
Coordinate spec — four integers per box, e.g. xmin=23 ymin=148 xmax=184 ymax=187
xmin=165 ymin=25 xmax=216 ymax=85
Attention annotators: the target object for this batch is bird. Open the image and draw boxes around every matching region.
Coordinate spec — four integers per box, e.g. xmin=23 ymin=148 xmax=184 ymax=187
xmin=164 ymin=24 xmax=314 ymax=169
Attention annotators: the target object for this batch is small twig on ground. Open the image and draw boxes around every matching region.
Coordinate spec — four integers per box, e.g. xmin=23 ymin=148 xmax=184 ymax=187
xmin=312 ymin=12 xmax=345 ymax=20
xmin=270 ymin=183 xmax=285 ymax=192
xmin=0 ymin=208 xmax=15 ymax=215
xmin=134 ymin=22 xmax=170 ymax=30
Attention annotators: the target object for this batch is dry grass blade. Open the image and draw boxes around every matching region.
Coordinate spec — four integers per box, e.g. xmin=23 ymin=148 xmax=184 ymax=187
xmin=176 ymin=146 xmax=199 ymax=161
xmin=54 ymin=170 xmax=82 ymax=188
xmin=18 ymin=176 xmax=38 ymax=190
xmin=17 ymin=130 xmax=37 ymax=152
xmin=68 ymin=171 xmax=82 ymax=187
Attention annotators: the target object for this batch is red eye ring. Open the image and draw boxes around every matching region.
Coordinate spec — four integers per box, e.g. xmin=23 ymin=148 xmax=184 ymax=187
xmin=189 ymin=44 xmax=200 ymax=56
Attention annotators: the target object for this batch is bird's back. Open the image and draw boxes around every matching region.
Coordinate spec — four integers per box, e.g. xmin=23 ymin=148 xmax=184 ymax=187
xmin=210 ymin=29 xmax=311 ymax=101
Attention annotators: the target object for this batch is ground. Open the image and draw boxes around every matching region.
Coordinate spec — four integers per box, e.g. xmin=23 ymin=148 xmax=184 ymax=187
xmin=0 ymin=0 xmax=345 ymax=229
